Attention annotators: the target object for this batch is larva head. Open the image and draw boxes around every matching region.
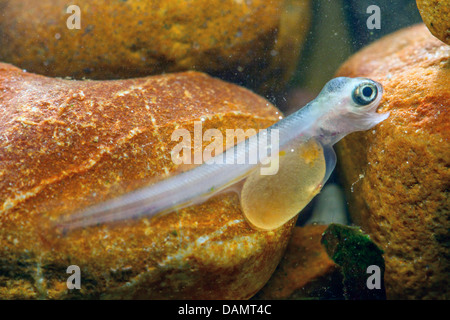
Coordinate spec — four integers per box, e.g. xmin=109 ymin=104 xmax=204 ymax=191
xmin=314 ymin=77 xmax=389 ymax=144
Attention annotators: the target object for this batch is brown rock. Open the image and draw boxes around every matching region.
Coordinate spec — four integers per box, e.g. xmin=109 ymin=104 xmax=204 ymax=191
xmin=0 ymin=0 xmax=311 ymax=97
xmin=0 ymin=62 xmax=294 ymax=299
xmin=335 ymin=24 xmax=449 ymax=299
xmin=417 ymin=0 xmax=450 ymax=45
xmin=255 ymin=225 xmax=342 ymax=300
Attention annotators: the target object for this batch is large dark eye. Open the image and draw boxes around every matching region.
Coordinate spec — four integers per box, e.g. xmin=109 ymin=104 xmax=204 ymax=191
xmin=352 ymin=82 xmax=378 ymax=106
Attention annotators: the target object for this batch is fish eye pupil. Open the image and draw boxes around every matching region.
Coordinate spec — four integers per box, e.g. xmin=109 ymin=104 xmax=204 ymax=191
xmin=352 ymin=82 xmax=377 ymax=106
xmin=362 ymin=86 xmax=373 ymax=97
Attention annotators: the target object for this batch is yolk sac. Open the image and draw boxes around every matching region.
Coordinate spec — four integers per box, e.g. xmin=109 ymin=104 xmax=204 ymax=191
xmin=240 ymin=138 xmax=326 ymax=230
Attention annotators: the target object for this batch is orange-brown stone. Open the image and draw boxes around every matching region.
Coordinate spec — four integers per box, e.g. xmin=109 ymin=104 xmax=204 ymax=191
xmin=0 ymin=0 xmax=311 ymax=96
xmin=335 ymin=24 xmax=449 ymax=299
xmin=0 ymin=62 xmax=294 ymax=299
xmin=417 ymin=0 xmax=450 ymax=45
xmin=255 ymin=225 xmax=341 ymax=299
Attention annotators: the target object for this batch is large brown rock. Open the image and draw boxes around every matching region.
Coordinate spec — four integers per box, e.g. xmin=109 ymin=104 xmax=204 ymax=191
xmin=0 ymin=62 xmax=294 ymax=299
xmin=336 ymin=24 xmax=449 ymax=299
xmin=417 ymin=0 xmax=450 ymax=45
xmin=0 ymin=0 xmax=311 ymax=97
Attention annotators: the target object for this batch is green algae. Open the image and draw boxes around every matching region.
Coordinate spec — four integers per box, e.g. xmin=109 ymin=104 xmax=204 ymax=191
xmin=321 ymin=223 xmax=386 ymax=300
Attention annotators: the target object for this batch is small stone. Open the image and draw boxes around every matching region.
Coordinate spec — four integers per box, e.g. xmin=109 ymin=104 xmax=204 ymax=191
xmin=254 ymin=225 xmax=343 ymax=300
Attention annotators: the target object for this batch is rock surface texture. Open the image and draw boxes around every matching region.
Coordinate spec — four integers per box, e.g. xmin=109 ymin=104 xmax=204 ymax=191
xmin=417 ymin=0 xmax=450 ymax=45
xmin=0 ymin=0 xmax=311 ymax=97
xmin=336 ymin=24 xmax=449 ymax=299
xmin=0 ymin=62 xmax=294 ymax=299
xmin=255 ymin=225 xmax=341 ymax=299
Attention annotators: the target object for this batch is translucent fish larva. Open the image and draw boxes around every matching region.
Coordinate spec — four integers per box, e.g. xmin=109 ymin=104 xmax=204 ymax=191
xmin=58 ymin=77 xmax=388 ymax=232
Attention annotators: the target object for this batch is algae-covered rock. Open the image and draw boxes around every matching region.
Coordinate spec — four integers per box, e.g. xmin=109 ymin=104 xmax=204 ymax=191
xmin=321 ymin=224 xmax=386 ymax=300
xmin=417 ymin=0 xmax=450 ymax=45
xmin=0 ymin=62 xmax=294 ymax=299
xmin=0 ymin=0 xmax=311 ymax=97
xmin=257 ymin=224 xmax=386 ymax=300
xmin=335 ymin=24 xmax=449 ymax=299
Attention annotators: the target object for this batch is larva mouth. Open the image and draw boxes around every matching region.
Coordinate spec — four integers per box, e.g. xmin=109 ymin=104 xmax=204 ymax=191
xmin=367 ymin=81 xmax=384 ymax=113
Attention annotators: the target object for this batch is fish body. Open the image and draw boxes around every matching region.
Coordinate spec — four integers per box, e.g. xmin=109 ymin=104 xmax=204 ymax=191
xmin=60 ymin=77 xmax=388 ymax=231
